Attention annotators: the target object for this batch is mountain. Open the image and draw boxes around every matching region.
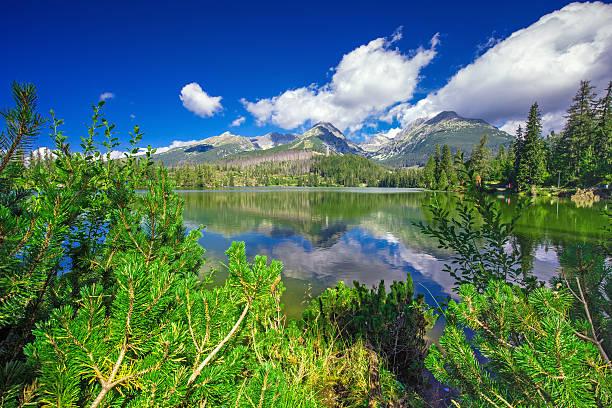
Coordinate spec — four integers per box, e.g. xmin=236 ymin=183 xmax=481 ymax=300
xmin=372 ymin=111 xmax=512 ymax=166
xmin=148 ymin=112 xmax=510 ymax=168
xmin=290 ymin=122 xmax=363 ymax=155
xmin=150 ymin=123 xmax=359 ymax=167
xmin=360 ymin=133 xmax=393 ymax=153
xmin=249 ymin=132 xmax=298 ymax=149
xmin=151 ymin=131 xmax=257 ymax=166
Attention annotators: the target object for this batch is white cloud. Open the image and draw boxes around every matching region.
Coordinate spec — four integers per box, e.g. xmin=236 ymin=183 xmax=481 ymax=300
xmin=499 ymin=119 xmax=525 ymax=135
xmin=99 ymin=92 xmax=115 ymax=101
xmin=242 ymin=30 xmax=439 ymax=132
xmin=475 ymin=36 xmax=501 ymax=56
xmin=130 ymin=113 xmax=136 ymax=120
xmin=180 ymin=82 xmax=223 ymax=118
xmin=107 ymin=150 xmax=126 ymax=160
xmin=230 ymin=116 xmax=246 ymax=127
xmin=380 ymin=127 xmax=402 ymax=139
xmin=499 ymin=112 xmax=567 ymax=135
xmin=153 ymin=139 xmax=202 ymax=154
xmin=387 ymin=2 xmax=612 ymax=132
xmin=25 ymin=147 xmax=54 ymax=165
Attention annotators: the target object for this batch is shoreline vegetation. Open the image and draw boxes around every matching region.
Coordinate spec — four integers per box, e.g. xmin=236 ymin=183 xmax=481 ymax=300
xmin=2 ymin=83 xmax=610 ymax=407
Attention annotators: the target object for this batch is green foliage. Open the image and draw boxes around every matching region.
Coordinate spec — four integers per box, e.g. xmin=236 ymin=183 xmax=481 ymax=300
xmin=164 ymin=153 xmax=400 ymax=188
xmin=421 ymin=177 xmax=612 ymax=407
xmin=553 ymin=241 xmax=612 ymax=361
xmin=301 ymin=278 xmax=434 ymax=390
xmin=546 ymin=80 xmax=612 ymax=187
xmin=1 ymin=82 xmax=431 ymax=408
xmin=0 ymin=82 xmax=45 ymax=184
xmin=468 ymin=134 xmax=491 ymax=181
xmin=440 ymin=144 xmax=457 ymax=190
xmin=426 ymin=280 xmax=611 ymax=407
xmin=423 ymin=156 xmax=436 ymax=189
xmin=514 ymin=102 xmax=546 ymax=190
xmin=415 ymin=185 xmax=534 ymax=293
xmin=311 ymin=154 xmax=387 ymax=187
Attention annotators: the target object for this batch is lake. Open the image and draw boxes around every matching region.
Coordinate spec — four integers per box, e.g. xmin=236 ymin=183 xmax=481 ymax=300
xmin=178 ymin=187 xmax=609 ymax=329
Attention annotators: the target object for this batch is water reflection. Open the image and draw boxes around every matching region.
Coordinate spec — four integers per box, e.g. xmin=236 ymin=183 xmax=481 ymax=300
xmin=179 ymin=188 xmax=609 ymax=319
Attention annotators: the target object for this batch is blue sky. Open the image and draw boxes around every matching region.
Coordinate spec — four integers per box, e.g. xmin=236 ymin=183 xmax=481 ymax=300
xmin=1 ymin=0 xmax=611 ymax=151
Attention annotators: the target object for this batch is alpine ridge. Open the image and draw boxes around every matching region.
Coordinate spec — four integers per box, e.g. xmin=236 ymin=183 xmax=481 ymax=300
xmin=150 ymin=112 xmax=512 ymax=167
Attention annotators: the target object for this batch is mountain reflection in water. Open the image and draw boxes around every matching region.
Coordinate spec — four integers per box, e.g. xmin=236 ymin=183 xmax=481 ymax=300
xmin=178 ymin=187 xmax=609 ymax=320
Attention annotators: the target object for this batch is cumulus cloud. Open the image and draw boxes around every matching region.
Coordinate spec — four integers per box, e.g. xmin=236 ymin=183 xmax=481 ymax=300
xmin=387 ymin=2 xmax=612 ymax=133
xmin=99 ymin=92 xmax=115 ymax=101
xmin=107 ymin=150 xmax=126 ymax=160
xmin=380 ymin=127 xmax=402 ymax=139
xmin=153 ymin=139 xmax=202 ymax=154
xmin=242 ymin=30 xmax=439 ymax=132
xmin=130 ymin=113 xmax=136 ymax=120
xmin=25 ymin=147 xmax=54 ymax=165
xmin=230 ymin=116 xmax=246 ymax=127
xmin=180 ymin=82 xmax=223 ymax=118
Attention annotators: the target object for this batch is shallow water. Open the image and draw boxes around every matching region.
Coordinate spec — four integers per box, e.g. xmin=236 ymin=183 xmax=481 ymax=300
xmin=178 ymin=187 xmax=609 ymax=324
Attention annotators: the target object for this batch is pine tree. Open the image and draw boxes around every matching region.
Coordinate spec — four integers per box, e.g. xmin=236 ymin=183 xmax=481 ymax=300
xmin=423 ymin=156 xmax=436 ymax=189
xmin=420 ymin=181 xmax=611 ymax=407
xmin=492 ymin=145 xmax=506 ymax=181
xmin=453 ymin=148 xmax=466 ymax=186
xmin=426 ymin=281 xmax=611 ymax=408
xmin=437 ymin=169 xmax=449 ymax=191
xmin=513 ymin=125 xmax=524 ymax=189
xmin=560 ymin=81 xmax=598 ymax=183
xmin=433 ymin=144 xmax=441 ymax=175
xmin=518 ymin=102 xmax=546 ymax=188
xmin=440 ymin=144 xmax=456 ymax=189
xmin=502 ymin=140 xmax=515 ymax=186
xmin=469 ymin=134 xmax=491 ymax=182
xmin=593 ymin=81 xmax=612 ymax=183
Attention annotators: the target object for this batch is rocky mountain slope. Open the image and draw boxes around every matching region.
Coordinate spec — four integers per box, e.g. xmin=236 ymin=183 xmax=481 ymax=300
xmin=249 ymin=132 xmax=298 ymax=149
xmin=149 ymin=112 xmax=511 ymax=167
xmin=290 ymin=122 xmax=363 ymax=155
xmin=151 ymin=131 xmax=257 ymax=167
xmin=371 ymin=111 xmax=512 ymax=166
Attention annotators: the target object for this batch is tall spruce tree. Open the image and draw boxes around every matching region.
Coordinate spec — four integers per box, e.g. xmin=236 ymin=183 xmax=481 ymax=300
xmin=433 ymin=144 xmax=441 ymax=180
xmin=440 ymin=144 xmax=456 ymax=189
xmin=503 ymin=140 xmax=515 ymax=185
xmin=594 ymin=81 xmax=612 ymax=183
xmin=469 ymin=134 xmax=491 ymax=182
xmin=513 ymin=125 xmax=524 ymax=189
xmin=492 ymin=145 xmax=507 ymax=181
xmin=516 ymin=102 xmax=546 ymax=188
xmin=423 ymin=155 xmax=436 ymax=189
xmin=560 ymin=81 xmax=598 ymax=183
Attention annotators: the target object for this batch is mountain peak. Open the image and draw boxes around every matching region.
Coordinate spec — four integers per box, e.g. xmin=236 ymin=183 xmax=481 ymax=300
xmin=313 ymin=121 xmax=343 ymax=132
xmin=374 ymin=110 xmax=511 ymax=166
xmin=426 ymin=111 xmax=460 ymax=124
xmin=218 ymin=131 xmax=238 ymax=138
xmin=303 ymin=122 xmax=345 ymax=140
xmin=426 ymin=111 xmax=489 ymax=126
